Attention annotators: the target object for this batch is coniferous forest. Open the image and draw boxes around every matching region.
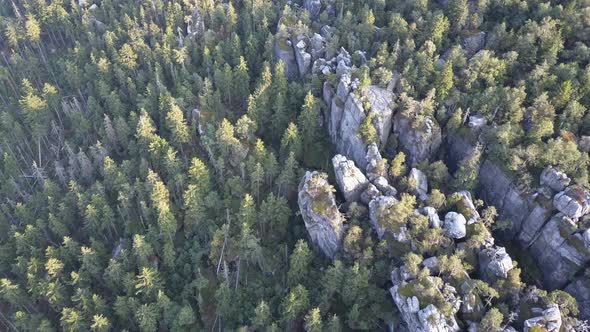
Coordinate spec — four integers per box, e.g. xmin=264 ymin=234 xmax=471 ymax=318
xmin=4 ymin=0 xmax=590 ymax=331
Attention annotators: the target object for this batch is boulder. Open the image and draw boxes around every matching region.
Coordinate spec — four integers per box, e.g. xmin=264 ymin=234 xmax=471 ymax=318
xmin=298 ymin=171 xmax=344 ymax=259
xmin=363 ymin=86 xmax=395 ymax=147
xmin=421 ymin=207 xmax=442 ymax=228
xmin=365 ymin=143 xmax=386 ymax=181
xmin=369 ymin=196 xmax=398 ymax=239
xmin=303 ymin=0 xmax=322 ymax=20
xmin=463 ymin=32 xmax=486 ymax=56
xmin=540 ymin=166 xmax=571 ymax=192
xmin=293 ymin=39 xmax=312 ymax=76
xmin=456 ymin=191 xmax=480 ymax=224
xmin=393 ymin=114 xmax=442 ymax=166
xmin=409 ymin=168 xmax=428 ymax=201
xmin=523 ymin=304 xmax=562 ymax=332
xmin=444 ymin=212 xmax=467 ymax=239
xmin=373 ymin=176 xmax=398 ymax=197
xmin=273 ymin=39 xmax=299 ymax=80
xmin=332 ymin=154 xmax=369 ymax=202
xmin=553 ymin=186 xmax=590 ymax=219
xmin=360 ymin=184 xmax=381 ymax=205
xmin=460 ymin=281 xmax=486 ymax=321
xmin=478 ymin=246 xmax=514 ymax=281
xmin=422 ymin=256 xmax=440 ymax=274
xmin=320 ymin=25 xmax=335 ymax=39
xmin=517 ymin=198 xmax=555 ymax=247
xmin=309 ymin=33 xmax=326 ymax=60
xmin=447 ymin=133 xmax=477 ymax=172
xmin=528 ymin=213 xmax=590 ymax=289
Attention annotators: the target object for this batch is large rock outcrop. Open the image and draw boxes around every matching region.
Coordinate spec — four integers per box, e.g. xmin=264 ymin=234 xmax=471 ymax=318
xmin=478 ymin=246 xmax=514 ymax=282
xmin=368 ymin=196 xmax=398 ymax=239
xmin=390 ymin=268 xmax=460 ymax=332
xmin=523 ymin=304 xmax=562 ymax=332
xmin=393 ymin=114 xmax=442 ymax=166
xmin=528 ymin=213 xmax=590 ymax=289
xmin=564 ymin=276 xmax=590 ymax=319
xmin=332 ymin=154 xmax=369 ymax=202
xmin=298 ymin=171 xmax=344 ymax=259
xmin=274 ymin=38 xmax=299 ymax=80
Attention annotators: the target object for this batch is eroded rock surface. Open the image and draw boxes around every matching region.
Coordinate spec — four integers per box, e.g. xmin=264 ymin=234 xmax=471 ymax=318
xmin=298 ymin=171 xmax=344 ymax=259
xmin=332 ymin=154 xmax=369 ymax=202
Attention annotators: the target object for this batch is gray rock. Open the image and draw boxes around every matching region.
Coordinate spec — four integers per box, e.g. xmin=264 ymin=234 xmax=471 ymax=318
xmin=422 ymin=256 xmax=440 ymax=274
xmin=460 ymin=281 xmax=485 ymax=321
xmin=523 ymin=304 xmax=562 ymax=332
xmin=365 ymin=143 xmax=385 ymax=181
xmin=528 ymin=213 xmax=590 ymax=289
xmin=421 ymin=207 xmax=441 ymax=228
xmin=332 ymin=154 xmax=369 ymax=202
xmin=456 ymin=191 xmax=480 ymax=224
xmin=373 ymin=176 xmax=397 ymax=196
xmin=310 ymin=33 xmax=326 ymax=60
xmin=338 ymin=94 xmax=367 ymax=169
xmin=409 ymin=168 xmax=428 ymax=201
xmin=360 ymin=184 xmax=381 ymax=205
xmin=564 ymin=276 xmax=590 ymax=320
xmin=303 ymin=0 xmax=322 ymax=20
xmin=447 ymin=133 xmax=477 ymax=172
xmin=463 ymin=32 xmax=486 ymax=56
xmin=363 ymin=85 xmax=395 ymax=147
xmin=369 ymin=196 xmax=398 ymax=239
xmin=393 ymin=114 xmax=442 ymax=166
xmin=517 ymin=199 xmax=555 ymax=247
xmin=274 ymin=39 xmax=299 ymax=80
xmin=478 ymin=246 xmax=514 ymax=281
xmin=468 ymin=114 xmax=486 ymax=129
xmin=389 ymin=269 xmax=460 ymax=332
xmin=444 ymin=212 xmax=467 ymax=239
xmin=553 ymin=186 xmax=590 ymax=219
xmin=187 ymin=6 xmax=205 ymax=37
xmin=298 ymin=171 xmax=344 ymax=259
xmin=320 ymin=25 xmax=335 ymax=39
xmin=540 ymin=166 xmax=571 ymax=192
xmin=578 ymin=136 xmax=590 ymax=153
xmin=293 ymin=39 xmax=312 ymax=76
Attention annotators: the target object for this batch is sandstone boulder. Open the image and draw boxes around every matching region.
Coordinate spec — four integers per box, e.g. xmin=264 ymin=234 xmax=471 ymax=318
xmin=298 ymin=171 xmax=344 ymax=259
xmin=456 ymin=191 xmax=480 ymax=224
xmin=478 ymin=246 xmax=514 ymax=281
xmin=444 ymin=212 xmax=467 ymax=239
xmin=332 ymin=154 xmax=369 ymax=202
xmin=421 ymin=207 xmax=442 ymax=228
xmin=369 ymin=196 xmax=398 ymax=239
xmin=463 ymin=32 xmax=486 ymax=56
xmin=273 ymin=39 xmax=299 ymax=80
xmin=540 ymin=166 xmax=571 ymax=192
xmin=373 ymin=176 xmax=397 ymax=197
xmin=363 ymin=85 xmax=394 ymax=147
xmin=360 ymin=184 xmax=381 ymax=205
xmin=523 ymin=304 xmax=562 ymax=332
xmin=553 ymin=186 xmax=590 ymax=219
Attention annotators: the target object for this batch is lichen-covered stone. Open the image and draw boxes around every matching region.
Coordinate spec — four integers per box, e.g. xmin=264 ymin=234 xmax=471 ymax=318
xmin=421 ymin=207 xmax=442 ymax=228
xmin=523 ymin=304 xmax=562 ymax=332
xmin=409 ymin=168 xmax=428 ymax=201
xmin=369 ymin=196 xmax=398 ymax=239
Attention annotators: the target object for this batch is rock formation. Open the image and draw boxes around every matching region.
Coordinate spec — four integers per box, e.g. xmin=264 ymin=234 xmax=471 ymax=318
xmin=393 ymin=113 xmax=442 ymax=166
xmin=332 ymin=154 xmax=369 ymax=202
xmin=298 ymin=171 xmax=344 ymax=259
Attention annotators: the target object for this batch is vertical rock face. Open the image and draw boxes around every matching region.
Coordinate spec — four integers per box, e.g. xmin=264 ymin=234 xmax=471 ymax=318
xmin=363 ymin=86 xmax=395 ymax=147
xmin=564 ymin=276 xmax=590 ymax=319
xmin=298 ymin=171 xmax=344 ymax=259
xmin=293 ymin=39 xmax=312 ymax=76
xmin=527 ymin=213 xmax=590 ymax=289
xmin=273 ymin=39 xmax=299 ymax=80
xmin=332 ymin=154 xmax=369 ymax=202
xmin=456 ymin=191 xmax=480 ymax=224
xmin=393 ymin=114 xmax=442 ymax=166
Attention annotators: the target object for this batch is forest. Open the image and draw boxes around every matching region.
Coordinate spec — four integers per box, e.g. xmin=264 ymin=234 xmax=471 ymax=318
xmin=2 ymin=0 xmax=590 ymax=331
